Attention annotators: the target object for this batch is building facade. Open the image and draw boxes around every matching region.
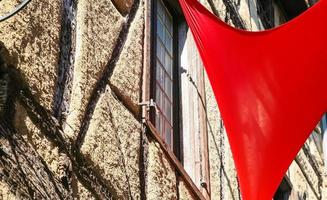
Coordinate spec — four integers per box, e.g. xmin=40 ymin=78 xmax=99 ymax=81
xmin=0 ymin=0 xmax=325 ymax=199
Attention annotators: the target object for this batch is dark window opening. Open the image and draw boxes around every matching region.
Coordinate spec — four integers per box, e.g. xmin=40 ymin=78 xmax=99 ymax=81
xmin=274 ymin=177 xmax=292 ymax=200
xmin=257 ymin=0 xmax=275 ymax=29
xmin=150 ymin=1 xmax=211 ymax=195
xmin=275 ymin=0 xmax=308 ymax=20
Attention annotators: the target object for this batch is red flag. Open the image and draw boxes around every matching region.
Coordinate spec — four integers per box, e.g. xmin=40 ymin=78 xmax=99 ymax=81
xmin=178 ymin=0 xmax=327 ymax=199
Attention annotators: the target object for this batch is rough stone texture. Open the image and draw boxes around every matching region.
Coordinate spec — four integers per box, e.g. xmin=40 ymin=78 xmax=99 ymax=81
xmin=178 ymin=178 xmax=195 ymax=200
xmin=65 ymin=0 xmax=124 ymax=139
xmin=80 ymin=86 xmax=141 ymax=199
xmin=0 ymin=0 xmax=62 ymax=110
xmin=307 ymin=134 xmax=324 ymax=167
xmin=76 ymin=180 xmax=96 ymax=200
xmin=205 ymin=72 xmax=223 ymax=199
xmin=0 ymin=0 xmax=19 ymax=16
xmin=202 ymin=0 xmax=226 ymax=18
xmin=14 ymin=104 xmax=61 ymax=175
xmin=110 ymin=1 xmax=144 ymax=116
xmin=289 ymin=160 xmax=316 ymax=199
xmin=147 ymin=138 xmax=178 ymax=200
xmin=291 ymin=146 xmax=323 ymax=199
xmin=0 ymin=125 xmax=70 ymax=199
xmin=222 ymin=128 xmax=240 ymax=199
xmin=0 ymin=181 xmax=15 ymax=200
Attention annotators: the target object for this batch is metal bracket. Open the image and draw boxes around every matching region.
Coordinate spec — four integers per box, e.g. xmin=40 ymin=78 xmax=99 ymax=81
xmin=138 ymin=99 xmax=158 ymax=114
xmin=200 ymin=180 xmax=207 ymax=189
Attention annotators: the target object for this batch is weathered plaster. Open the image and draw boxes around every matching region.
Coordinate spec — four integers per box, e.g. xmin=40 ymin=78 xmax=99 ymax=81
xmin=179 ymin=178 xmax=196 ymax=200
xmin=80 ymin=86 xmax=141 ymax=199
xmin=147 ymin=138 xmax=178 ymax=200
xmin=0 ymin=181 xmax=15 ymax=200
xmin=110 ymin=0 xmax=145 ymax=116
xmin=14 ymin=103 xmax=61 ymax=174
xmin=65 ymin=0 xmax=124 ymax=139
xmin=0 ymin=0 xmax=62 ymax=110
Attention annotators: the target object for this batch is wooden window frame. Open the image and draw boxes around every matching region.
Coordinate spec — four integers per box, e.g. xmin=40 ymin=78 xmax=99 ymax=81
xmin=150 ymin=0 xmax=182 ymax=159
xmin=144 ymin=0 xmax=211 ymax=198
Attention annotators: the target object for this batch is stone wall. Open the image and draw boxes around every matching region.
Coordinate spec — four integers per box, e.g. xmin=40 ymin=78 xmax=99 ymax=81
xmin=0 ymin=0 xmax=325 ymax=200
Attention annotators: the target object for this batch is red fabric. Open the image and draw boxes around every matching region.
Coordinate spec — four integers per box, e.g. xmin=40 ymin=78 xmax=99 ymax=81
xmin=178 ymin=0 xmax=327 ymax=199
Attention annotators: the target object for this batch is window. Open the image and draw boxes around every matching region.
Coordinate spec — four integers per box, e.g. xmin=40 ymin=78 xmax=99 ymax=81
xmin=152 ymin=0 xmax=176 ymax=151
xmin=150 ymin=0 xmax=210 ymax=197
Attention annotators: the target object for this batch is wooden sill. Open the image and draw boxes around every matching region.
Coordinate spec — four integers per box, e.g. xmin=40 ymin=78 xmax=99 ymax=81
xmin=145 ymin=119 xmax=207 ymax=200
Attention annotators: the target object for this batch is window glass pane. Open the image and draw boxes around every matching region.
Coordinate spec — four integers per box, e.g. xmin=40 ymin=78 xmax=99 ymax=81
xmin=155 ymin=0 xmax=174 ymax=147
xmin=165 ymin=76 xmax=172 ymax=100
xmin=165 ymin=30 xmax=172 ymax=54
xmin=167 ymin=101 xmax=172 ymax=123
xmin=160 ymin=91 xmax=165 ymax=114
xmin=156 ymin=40 xmax=162 ymax=64
xmin=165 ymin=52 xmax=172 ymax=77
xmin=156 ymin=112 xmax=161 ymax=135
xmin=156 ymin=62 xmax=164 ymax=85
xmin=165 ymin=14 xmax=173 ymax=33
xmin=156 ymin=87 xmax=162 ymax=110
xmin=157 ymin=38 xmax=168 ymax=66
xmin=165 ymin=124 xmax=172 ymax=148
xmin=160 ymin=90 xmax=164 ymax=112
xmin=163 ymin=116 xmax=166 ymax=138
xmin=157 ymin=0 xmax=164 ymax=19
xmin=156 ymin=61 xmax=160 ymax=82
xmin=157 ymin=20 xmax=164 ymax=42
xmin=165 ymin=97 xmax=171 ymax=119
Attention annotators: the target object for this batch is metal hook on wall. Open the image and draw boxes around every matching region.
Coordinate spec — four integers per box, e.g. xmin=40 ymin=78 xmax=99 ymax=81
xmin=0 ymin=0 xmax=32 ymax=22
